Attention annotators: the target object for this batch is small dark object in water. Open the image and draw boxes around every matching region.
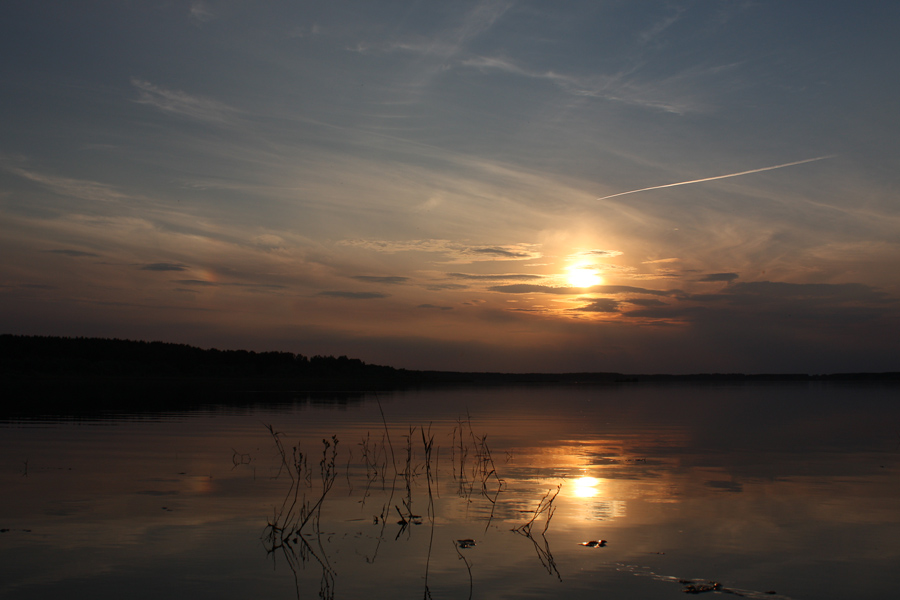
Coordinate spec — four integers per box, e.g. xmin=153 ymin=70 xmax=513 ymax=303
xmin=682 ymin=581 xmax=722 ymax=594
xmin=765 ymin=592 xmax=776 ymax=595
xmin=457 ymin=538 xmax=476 ymax=548
xmin=579 ymin=539 xmax=607 ymax=547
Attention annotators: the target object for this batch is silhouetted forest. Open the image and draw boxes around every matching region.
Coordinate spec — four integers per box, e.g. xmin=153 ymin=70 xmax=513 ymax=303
xmin=2 ymin=334 xmax=897 ymax=416
xmin=2 ymin=334 xmax=395 ymax=380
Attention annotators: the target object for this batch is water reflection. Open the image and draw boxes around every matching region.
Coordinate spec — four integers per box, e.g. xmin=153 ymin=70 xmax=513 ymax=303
xmin=1 ymin=384 xmax=899 ymax=599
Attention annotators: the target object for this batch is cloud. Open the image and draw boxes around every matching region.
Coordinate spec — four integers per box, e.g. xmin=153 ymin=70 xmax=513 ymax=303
xmin=418 ymin=304 xmax=453 ymax=310
xmin=141 ymin=263 xmax=189 ymax=272
xmin=571 ymin=298 xmax=620 ymax=313
xmin=623 ymin=281 xmax=896 ymax=325
xmin=252 ymin=234 xmax=289 ymax=252
xmin=699 ymin=272 xmax=739 ymax=282
xmin=47 ymin=249 xmax=100 ymax=257
xmin=725 ymin=281 xmax=889 ymax=304
xmin=131 ymin=78 xmax=237 ymax=123
xmin=317 ymin=291 xmax=389 ymax=299
xmin=705 ymin=480 xmax=742 ymax=493
xmin=637 ymin=8 xmax=685 ymax=45
xmin=7 ymin=166 xmax=129 ymax=203
xmin=575 ymin=249 xmax=624 ymax=258
xmin=189 ymin=1 xmax=214 ymax=22
xmin=488 ymin=284 xmax=578 ymax=294
xmin=341 ymin=239 xmax=542 ymax=262
xmin=21 ymin=283 xmax=57 ymax=290
xmin=448 ymin=272 xmax=543 ymax=281
xmin=469 ymin=247 xmax=537 ymax=259
xmin=628 ymin=272 xmax=682 ymax=280
xmin=389 ymin=0 xmax=513 ymax=62
xmin=174 ymin=279 xmax=218 ymax=287
xmin=351 ymin=275 xmax=410 ymax=285
xmin=627 ymin=298 xmax=668 ymax=308
xmin=174 ymin=279 xmax=286 ymax=290
xmin=461 ymin=54 xmax=710 ymax=114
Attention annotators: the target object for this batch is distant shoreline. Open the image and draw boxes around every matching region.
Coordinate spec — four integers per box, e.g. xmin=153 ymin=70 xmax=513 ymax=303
xmin=3 ymin=334 xmax=897 ymax=416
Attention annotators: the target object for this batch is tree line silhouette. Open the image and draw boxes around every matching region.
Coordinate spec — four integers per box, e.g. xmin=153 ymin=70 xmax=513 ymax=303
xmin=1 ymin=334 xmax=394 ymax=380
xmin=3 ymin=334 xmax=897 ymax=417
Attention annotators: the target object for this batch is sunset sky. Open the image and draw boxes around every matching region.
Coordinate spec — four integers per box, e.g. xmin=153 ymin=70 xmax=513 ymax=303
xmin=2 ymin=1 xmax=898 ymax=373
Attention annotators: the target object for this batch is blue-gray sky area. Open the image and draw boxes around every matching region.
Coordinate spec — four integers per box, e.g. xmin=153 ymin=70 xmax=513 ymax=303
xmin=2 ymin=1 xmax=898 ymax=373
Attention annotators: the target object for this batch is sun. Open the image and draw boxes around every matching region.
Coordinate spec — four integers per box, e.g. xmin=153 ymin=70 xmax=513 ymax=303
xmin=568 ymin=266 xmax=603 ymax=288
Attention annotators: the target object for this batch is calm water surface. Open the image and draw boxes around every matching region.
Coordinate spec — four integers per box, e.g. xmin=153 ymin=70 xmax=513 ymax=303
xmin=2 ymin=384 xmax=899 ymax=599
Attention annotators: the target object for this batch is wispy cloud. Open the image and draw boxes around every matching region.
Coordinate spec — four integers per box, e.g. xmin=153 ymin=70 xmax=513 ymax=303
xmin=627 ymin=298 xmax=668 ymax=308
xmin=637 ymin=8 xmax=686 ymax=45
xmin=448 ymin=272 xmax=543 ymax=281
xmin=643 ymin=257 xmax=681 ymax=264
xmin=425 ymin=283 xmax=469 ymax=291
xmin=622 ymin=281 xmax=896 ymax=329
xmin=340 ymin=239 xmax=542 ymax=263
xmin=173 ymin=279 xmax=287 ymax=291
xmin=397 ymin=0 xmax=513 ymax=62
xmin=175 ymin=279 xmax=218 ymax=287
xmin=47 ymin=249 xmax=100 ymax=258
xmin=131 ymin=78 xmax=237 ymax=123
xmin=189 ymin=1 xmax=215 ymax=23
xmin=364 ymin=0 xmax=514 ymax=94
xmin=597 ymin=156 xmax=837 ymax=201
xmin=351 ymin=275 xmax=409 ymax=285
xmin=6 ymin=166 xmax=130 ymax=203
xmin=418 ymin=304 xmax=453 ymax=310
xmin=699 ymin=272 xmax=739 ymax=282
xmin=141 ymin=263 xmax=189 ymax=272
xmin=317 ymin=291 xmax=389 ymax=300
xmin=20 ymin=283 xmax=58 ymax=290
xmin=461 ymin=55 xmax=714 ymax=114
xmin=571 ymin=249 xmax=624 ymax=259
xmin=571 ymin=298 xmax=620 ymax=313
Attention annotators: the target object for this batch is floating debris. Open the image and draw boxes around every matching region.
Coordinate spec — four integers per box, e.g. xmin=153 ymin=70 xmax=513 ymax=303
xmin=579 ymin=539 xmax=607 ymax=547
xmin=457 ymin=538 xmax=476 ymax=549
xmin=681 ymin=581 xmax=723 ymax=594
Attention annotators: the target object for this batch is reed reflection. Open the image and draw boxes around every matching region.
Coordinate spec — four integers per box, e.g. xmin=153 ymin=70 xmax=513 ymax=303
xmin=260 ymin=416 xmax=581 ymax=599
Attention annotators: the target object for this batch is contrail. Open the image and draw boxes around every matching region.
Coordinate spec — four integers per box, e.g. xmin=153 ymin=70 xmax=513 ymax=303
xmin=596 ymin=155 xmax=837 ymax=201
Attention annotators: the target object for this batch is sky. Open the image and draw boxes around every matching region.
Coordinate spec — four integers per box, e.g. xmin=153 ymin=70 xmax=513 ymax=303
xmin=2 ymin=1 xmax=899 ymax=373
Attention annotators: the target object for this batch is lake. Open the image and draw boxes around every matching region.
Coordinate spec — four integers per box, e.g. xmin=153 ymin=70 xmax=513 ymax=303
xmin=1 ymin=383 xmax=898 ymax=599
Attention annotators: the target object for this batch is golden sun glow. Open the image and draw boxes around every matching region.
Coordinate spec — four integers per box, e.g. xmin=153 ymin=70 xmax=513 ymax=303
xmin=567 ymin=266 xmax=603 ymax=288
xmin=572 ymin=476 xmax=600 ymax=498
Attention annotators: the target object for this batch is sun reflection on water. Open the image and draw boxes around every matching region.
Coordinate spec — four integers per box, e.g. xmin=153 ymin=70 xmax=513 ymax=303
xmin=572 ymin=476 xmax=600 ymax=498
